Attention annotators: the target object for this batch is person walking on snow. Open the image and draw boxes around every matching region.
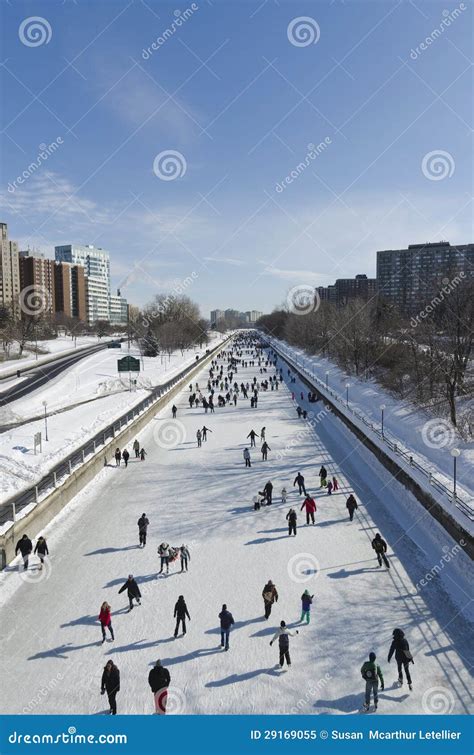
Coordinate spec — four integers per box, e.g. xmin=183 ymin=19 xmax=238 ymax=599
xmin=148 ymin=660 xmax=170 ymax=715
xmin=332 ymin=476 xmax=339 ymax=491
xmin=300 ymin=495 xmax=317 ymax=525
xmin=140 ymin=448 xmax=147 ymax=461
xmin=158 ymin=543 xmax=171 ymax=574
xmin=293 ymin=472 xmax=307 ymax=496
xmin=261 ymin=441 xmax=271 ymax=461
xmin=372 ymin=533 xmax=390 ymax=569
xmin=99 ymin=601 xmax=115 ymax=643
xmin=15 ymin=534 xmax=33 ymax=571
xmin=180 ymin=544 xmax=190 ymax=572
xmin=122 ymin=449 xmax=130 ymax=468
xmin=300 ymin=590 xmax=313 ymax=624
xmin=247 ymin=430 xmax=259 ymax=447
xmin=388 ymin=628 xmax=414 ymax=689
xmin=34 ymin=536 xmax=49 ymax=569
xmin=219 ymin=604 xmax=235 ymax=651
xmin=263 ymin=480 xmax=273 ymax=505
xmin=262 ymin=580 xmax=278 ymax=619
xmin=101 ymin=660 xmax=120 ymax=715
xmin=346 ymin=494 xmax=358 ymax=521
xmin=286 ymin=508 xmax=297 ymax=536
xmin=361 ymin=652 xmax=384 ymax=711
xmin=243 ymin=448 xmax=251 ymax=467
xmin=174 ymin=595 xmax=190 ymax=637
xmin=137 ymin=513 xmax=149 ymax=547
xmin=327 ymin=479 xmax=333 ymax=495
xmin=202 ymin=426 xmax=212 ymax=442
xmin=196 ymin=429 xmax=202 ymax=448
xmin=114 ymin=448 xmax=121 ymax=466
xmin=319 ymin=466 xmax=327 ymax=487
xmin=281 ymin=487 xmax=287 ymax=504
xmin=172 ymin=405 xmax=177 ymax=419
xmin=260 ymin=427 xmax=266 ymax=441
xmin=118 ymin=574 xmax=142 ymax=610
xmin=133 ymin=439 xmax=140 ymax=458
xmin=270 ymin=621 xmax=298 ymax=668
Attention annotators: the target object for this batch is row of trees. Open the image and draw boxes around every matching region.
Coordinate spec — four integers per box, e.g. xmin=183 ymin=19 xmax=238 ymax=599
xmin=258 ymin=282 xmax=473 ymax=432
xmin=130 ymin=294 xmax=209 ymax=357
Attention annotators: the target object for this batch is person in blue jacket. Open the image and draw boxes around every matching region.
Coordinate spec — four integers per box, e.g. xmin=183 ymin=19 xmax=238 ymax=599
xmin=300 ymin=590 xmax=314 ymax=624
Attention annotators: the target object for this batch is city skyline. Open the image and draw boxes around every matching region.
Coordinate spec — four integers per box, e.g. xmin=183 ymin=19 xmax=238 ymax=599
xmin=1 ymin=0 xmax=472 ymax=315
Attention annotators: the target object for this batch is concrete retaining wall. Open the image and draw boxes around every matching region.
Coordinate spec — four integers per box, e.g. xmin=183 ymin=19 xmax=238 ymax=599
xmin=268 ymin=340 xmax=474 ymax=560
xmin=0 ymin=337 xmax=232 ymax=568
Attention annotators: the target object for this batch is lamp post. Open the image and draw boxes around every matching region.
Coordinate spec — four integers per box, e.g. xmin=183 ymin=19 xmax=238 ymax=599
xmin=451 ymin=448 xmax=460 ymax=497
xmin=325 ymin=371 xmax=329 ymax=390
xmin=345 ymin=383 xmax=350 ymax=407
xmin=380 ymin=404 xmax=386 ymax=439
xmin=42 ymin=400 xmax=48 ymax=441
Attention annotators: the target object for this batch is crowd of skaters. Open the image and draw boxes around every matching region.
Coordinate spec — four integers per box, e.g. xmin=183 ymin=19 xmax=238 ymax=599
xmin=14 ymin=333 xmax=410 ymax=715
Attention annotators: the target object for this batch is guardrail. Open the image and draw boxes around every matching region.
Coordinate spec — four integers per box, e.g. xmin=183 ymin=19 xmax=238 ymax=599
xmin=0 ymin=337 xmax=230 ymax=527
xmin=266 ymin=337 xmax=474 ymax=523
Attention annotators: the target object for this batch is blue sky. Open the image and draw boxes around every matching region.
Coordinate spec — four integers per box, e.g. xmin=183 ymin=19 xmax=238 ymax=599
xmin=1 ymin=0 xmax=472 ymax=318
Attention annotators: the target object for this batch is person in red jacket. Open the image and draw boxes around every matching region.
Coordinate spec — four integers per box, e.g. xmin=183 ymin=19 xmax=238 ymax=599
xmin=300 ymin=495 xmax=317 ymax=525
xmin=99 ymin=601 xmax=115 ymax=644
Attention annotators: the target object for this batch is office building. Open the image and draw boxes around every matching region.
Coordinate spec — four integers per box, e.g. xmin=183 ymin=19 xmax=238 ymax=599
xmin=245 ymin=310 xmax=263 ymax=323
xmin=109 ymin=289 xmax=128 ymax=326
xmin=210 ymin=309 xmax=224 ymax=328
xmin=54 ymin=262 xmax=87 ymax=321
xmin=376 ymin=241 xmax=474 ymax=315
xmin=316 ymin=275 xmax=375 ymax=306
xmin=0 ymin=222 xmax=21 ymax=316
xmin=19 ymin=252 xmax=56 ymax=317
xmin=55 ymin=244 xmax=111 ymax=323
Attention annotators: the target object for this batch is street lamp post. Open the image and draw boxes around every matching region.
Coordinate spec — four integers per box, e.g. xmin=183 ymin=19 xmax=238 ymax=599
xmin=345 ymin=383 xmax=350 ymax=407
xmin=42 ymin=400 xmax=48 ymax=442
xmin=380 ymin=404 xmax=386 ymax=439
xmin=451 ymin=448 xmax=460 ymax=497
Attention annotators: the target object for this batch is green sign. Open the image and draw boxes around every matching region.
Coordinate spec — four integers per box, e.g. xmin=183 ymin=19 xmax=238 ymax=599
xmin=118 ymin=356 xmax=140 ymax=373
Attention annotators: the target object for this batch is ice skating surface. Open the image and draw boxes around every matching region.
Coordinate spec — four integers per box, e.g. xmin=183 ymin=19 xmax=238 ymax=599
xmin=0 ymin=349 xmax=472 ymax=715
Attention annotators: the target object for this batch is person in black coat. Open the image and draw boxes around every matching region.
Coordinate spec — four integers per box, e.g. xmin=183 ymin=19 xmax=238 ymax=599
xmin=118 ymin=575 xmax=142 ymax=610
xmin=372 ymin=533 xmax=390 ymax=569
xmin=388 ymin=628 xmax=414 ymax=689
xmin=263 ymin=481 xmax=273 ymax=505
xmin=137 ymin=514 xmax=149 ymax=547
xmin=34 ymin=536 xmax=49 ymax=569
xmin=148 ymin=660 xmax=171 ymax=714
xmin=174 ymin=595 xmax=190 ymax=637
xmin=293 ymin=472 xmax=307 ymax=496
xmin=122 ymin=449 xmax=130 ymax=467
xmin=286 ymin=508 xmax=297 ymax=536
xmin=15 ymin=534 xmax=33 ymax=570
xmin=346 ymin=494 xmax=358 ymax=521
xmin=218 ymin=604 xmax=235 ymax=651
xmin=101 ymin=660 xmax=120 ymax=715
